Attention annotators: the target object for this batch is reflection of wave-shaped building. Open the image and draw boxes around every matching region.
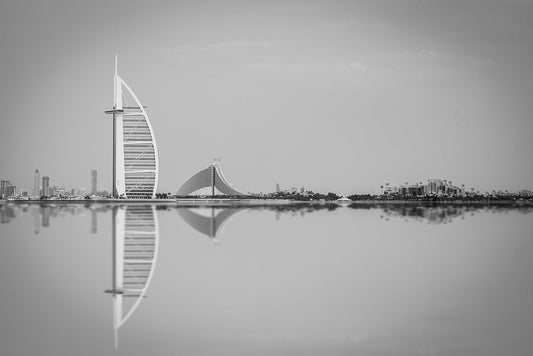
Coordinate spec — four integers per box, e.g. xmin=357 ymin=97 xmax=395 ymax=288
xmin=105 ymin=205 xmax=159 ymax=348
xmin=177 ymin=161 xmax=247 ymax=196
xmin=105 ymin=57 xmax=159 ymax=199
xmin=178 ymin=207 xmax=245 ymax=241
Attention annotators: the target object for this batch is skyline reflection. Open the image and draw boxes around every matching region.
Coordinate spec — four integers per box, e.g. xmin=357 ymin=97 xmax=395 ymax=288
xmin=2 ymin=202 xmax=533 ymax=229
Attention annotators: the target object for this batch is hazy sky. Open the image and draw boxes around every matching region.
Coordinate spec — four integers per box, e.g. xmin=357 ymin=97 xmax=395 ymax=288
xmin=1 ymin=0 xmax=532 ymax=194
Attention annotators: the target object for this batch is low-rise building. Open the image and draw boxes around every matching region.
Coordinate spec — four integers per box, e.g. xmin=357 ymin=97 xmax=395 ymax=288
xmin=383 ymin=179 xmax=465 ymax=197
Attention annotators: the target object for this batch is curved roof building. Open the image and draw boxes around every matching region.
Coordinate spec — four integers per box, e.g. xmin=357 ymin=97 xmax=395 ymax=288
xmin=177 ymin=161 xmax=247 ymax=196
xmin=105 ymin=57 xmax=158 ymax=198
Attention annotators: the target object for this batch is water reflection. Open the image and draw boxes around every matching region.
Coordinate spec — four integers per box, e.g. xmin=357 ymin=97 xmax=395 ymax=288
xmin=91 ymin=209 xmax=98 ymax=234
xmin=1 ymin=201 xmax=533 ymax=354
xmin=3 ymin=201 xmax=533 ymax=232
xmin=0 ymin=203 xmax=112 ymax=234
xmin=105 ymin=205 xmax=159 ymax=349
xmin=2 ymin=202 xmax=533 ymax=230
xmin=347 ymin=203 xmax=533 ymax=223
xmin=178 ymin=207 xmax=245 ymax=243
xmin=0 ymin=204 xmax=16 ymax=224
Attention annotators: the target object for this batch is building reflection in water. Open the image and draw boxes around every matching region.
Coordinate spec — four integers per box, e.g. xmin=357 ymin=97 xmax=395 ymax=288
xmin=380 ymin=205 xmax=480 ymax=224
xmin=345 ymin=203 xmax=533 ymax=224
xmin=105 ymin=205 xmax=159 ymax=349
xmin=177 ymin=207 xmax=245 ymax=243
xmin=32 ymin=206 xmax=40 ymax=234
xmin=0 ymin=203 xmax=111 ymax=234
xmin=41 ymin=206 xmax=51 ymax=227
xmin=90 ymin=209 xmax=98 ymax=234
xmin=0 ymin=205 xmax=16 ymax=224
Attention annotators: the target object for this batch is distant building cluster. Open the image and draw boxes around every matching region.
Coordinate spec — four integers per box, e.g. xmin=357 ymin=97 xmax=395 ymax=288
xmin=1 ymin=169 xmax=108 ymax=200
xmin=382 ymin=179 xmax=466 ymax=197
xmin=32 ymin=169 xmax=91 ymax=199
xmin=274 ymin=184 xmax=306 ymax=195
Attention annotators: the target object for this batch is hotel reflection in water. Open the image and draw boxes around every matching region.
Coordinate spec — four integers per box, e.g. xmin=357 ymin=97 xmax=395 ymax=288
xmin=105 ymin=205 xmax=244 ymax=347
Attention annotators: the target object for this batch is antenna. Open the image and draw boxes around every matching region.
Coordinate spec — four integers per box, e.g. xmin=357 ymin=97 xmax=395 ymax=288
xmin=115 ymin=55 xmax=118 ymax=76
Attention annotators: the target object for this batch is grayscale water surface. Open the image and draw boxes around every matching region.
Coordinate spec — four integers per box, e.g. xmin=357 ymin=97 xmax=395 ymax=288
xmin=1 ymin=203 xmax=532 ymax=356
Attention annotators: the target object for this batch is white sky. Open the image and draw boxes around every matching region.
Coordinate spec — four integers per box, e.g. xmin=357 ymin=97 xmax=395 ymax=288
xmin=1 ymin=0 xmax=532 ymax=194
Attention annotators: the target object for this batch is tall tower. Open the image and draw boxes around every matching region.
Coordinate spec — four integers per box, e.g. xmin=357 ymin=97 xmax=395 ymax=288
xmin=42 ymin=176 xmax=50 ymax=197
xmin=105 ymin=57 xmax=159 ymax=199
xmin=91 ymin=170 xmax=98 ymax=194
xmin=33 ymin=169 xmax=40 ymax=197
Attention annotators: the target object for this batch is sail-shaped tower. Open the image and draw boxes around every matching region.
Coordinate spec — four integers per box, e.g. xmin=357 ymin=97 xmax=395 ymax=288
xmin=105 ymin=57 xmax=159 ymax=198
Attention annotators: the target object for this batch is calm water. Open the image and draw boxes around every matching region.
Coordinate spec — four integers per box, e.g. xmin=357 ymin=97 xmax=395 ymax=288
xmin=1 ymin=202 xmax=532 ymax=356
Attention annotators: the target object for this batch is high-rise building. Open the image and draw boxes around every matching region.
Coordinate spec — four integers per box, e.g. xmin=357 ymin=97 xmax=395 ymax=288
xmin=1 ymin=180 xmax=9 ymax=199
xmin=33 ymin=169 xmax=40 ymax=197
xmin=5 ymin=185 xmax=17 ymax=197
xmin=91 ymin=170 xmax=97 ymax=195
xmin=276 ymin=183 xmax=281 ymax=193
xmin=105 ymin=57 xmax=159 ymax=199
xmin=42 ymin=176 xmax=50 ymax=197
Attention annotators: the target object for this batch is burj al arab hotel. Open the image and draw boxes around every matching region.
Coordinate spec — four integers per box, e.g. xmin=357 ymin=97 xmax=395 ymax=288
xmin=105 ymin=57 xmax=159 ymax=198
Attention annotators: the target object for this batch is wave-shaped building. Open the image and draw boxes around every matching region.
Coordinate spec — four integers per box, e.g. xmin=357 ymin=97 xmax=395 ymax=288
xmin=177 ymin=161 xmax=248 ymax=196
xmin=105 ymin=57 xmax=159 ymax=198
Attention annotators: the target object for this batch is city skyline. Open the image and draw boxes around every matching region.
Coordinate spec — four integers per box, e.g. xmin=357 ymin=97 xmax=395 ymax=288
xmin=1 ymin=0 xmax=533 ymax=195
